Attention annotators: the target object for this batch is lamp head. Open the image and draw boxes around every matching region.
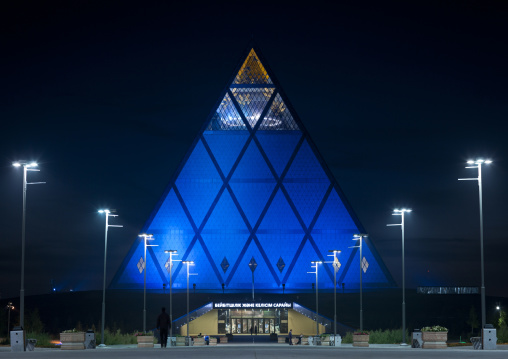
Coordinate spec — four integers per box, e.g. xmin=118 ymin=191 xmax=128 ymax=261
xmin=468 ymin=159 xmax=492 ymax=165
xmin=353 ymin=233 xmax=368 ymax=239
xmin=328 ymin=250 xmax=341 ymax=253
xmin=98 ymin=209 xmax=110 ymax=214
xmin=164 ymin=250 xmax=177 ymax=253
xmin=393 ymin=208 xmax=411 ymax=213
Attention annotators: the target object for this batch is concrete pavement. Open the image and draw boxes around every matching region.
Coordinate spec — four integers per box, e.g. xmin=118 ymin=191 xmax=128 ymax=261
xmin=1 ymin=344 xmax=508 ymax=358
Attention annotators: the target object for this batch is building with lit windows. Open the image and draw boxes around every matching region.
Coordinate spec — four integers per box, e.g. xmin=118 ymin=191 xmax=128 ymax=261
xmin=110 ymin=46 xmax=396 ymax=336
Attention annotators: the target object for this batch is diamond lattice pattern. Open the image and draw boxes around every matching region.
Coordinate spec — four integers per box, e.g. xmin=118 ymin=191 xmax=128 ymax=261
xmin=207 ymin=93 xmax=246 ymax=131
xmin=259 ymin=93 xmax=299 ymax=130
xmin=231 ymin=88 xmax=274 ymax=129
xmin=234 ymin=49 xmax=272 ymax=85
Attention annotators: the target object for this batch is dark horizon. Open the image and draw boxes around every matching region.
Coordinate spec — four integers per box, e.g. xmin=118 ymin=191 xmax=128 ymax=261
xmin=1 ymin=1 xmax=507 ymax=299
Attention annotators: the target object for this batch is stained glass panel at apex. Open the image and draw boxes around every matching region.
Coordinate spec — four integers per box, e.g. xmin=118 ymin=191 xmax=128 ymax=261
xmin=233 ymin=49 xmax=272 ymax=85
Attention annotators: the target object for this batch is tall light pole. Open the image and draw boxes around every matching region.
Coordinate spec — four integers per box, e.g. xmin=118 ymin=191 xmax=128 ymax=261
xmin=12 ymin=161 xmax=44 ymax=331
xmin=182 ymin=261 xmax=197 ymax=339
xmin=164 ymin=250 xmax=180 ymax=346
xmin=249 ymin=257 xmax=257 ymax=301
xmin=139 ymin=234 xmax=157 ymax=333
xmin=307 ymin=261 xmax=322 ymax=336
xmin=327 ymin=250 xmax=341 ymax=339
xmin=387 ymin=209 xmax=411 ymax=345
xmin=459 ymin=159 xmax=492 ymax=337
xmin=351 ymin=234 xmax=368 ymax=331
xmin=98 ymin=209 xmax=122 ymax=347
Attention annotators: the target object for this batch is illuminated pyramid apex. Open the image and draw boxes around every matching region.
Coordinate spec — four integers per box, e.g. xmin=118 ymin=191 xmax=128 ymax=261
xmin=233 ymin=49 xmax=272 ymax=85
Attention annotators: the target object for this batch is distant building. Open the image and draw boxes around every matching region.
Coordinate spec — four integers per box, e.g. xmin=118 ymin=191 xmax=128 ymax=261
xmin=110 ymin=45 xmax=395 ymax=336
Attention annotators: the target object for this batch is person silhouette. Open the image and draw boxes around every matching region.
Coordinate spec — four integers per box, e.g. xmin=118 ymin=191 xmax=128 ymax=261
xmin=157 ymin=307 xmax=171 ymax=348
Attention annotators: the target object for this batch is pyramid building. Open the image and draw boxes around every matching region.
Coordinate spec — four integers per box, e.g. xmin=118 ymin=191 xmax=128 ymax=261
xmin=110 ymin=47 xmax=395 ymax=293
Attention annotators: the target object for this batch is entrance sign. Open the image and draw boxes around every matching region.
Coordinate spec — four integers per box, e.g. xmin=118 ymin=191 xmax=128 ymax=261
xmin=214 ymin=302 xmax=292 ymax=309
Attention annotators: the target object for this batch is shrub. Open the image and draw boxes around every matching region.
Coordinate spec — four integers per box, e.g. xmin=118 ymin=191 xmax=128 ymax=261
xmin=369 ymin=329 xmax=409 ymax=344
xmin=342 ymin=332 xmax=353 ymax=343
xmin=26 ymin=332 xmax=54 ymax=347
xmin=497 ymin=326 xmax=508 ymax=344
xmin=102 ymin=328 xmax=138 ymax=345
xmin=421 ymin=325 xmax=448 ymax=332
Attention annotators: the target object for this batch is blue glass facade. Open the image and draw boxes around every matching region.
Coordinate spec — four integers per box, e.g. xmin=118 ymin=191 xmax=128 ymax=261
xmin=110 ymin=48 xmax=395 ymax=292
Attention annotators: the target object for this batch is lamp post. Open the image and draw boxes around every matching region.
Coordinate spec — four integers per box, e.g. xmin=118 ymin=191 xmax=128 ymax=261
xmin=139 ymin=234 xmax=157 ymax=333
xmin=6 ymin=302 xmax=14 ymax=336
xmin=97 ymin=209 xmax=122 ymax=347
xmin=182 ymin=260 xmax=197 ymax=339
xmin=387 ymin=209 xmax=411 ymax=345
xmin=459 ymin=159 xmax=492 ymax=336
xmin=308 ymin=261 xmax=322 ymax=336
xmin=327 ymin=250 xmax=341 ymax=339
xmin=249 ymin=257 xmax=257 ymax=301
xmin=164 ymin=250 xmax=180 ymax=346
xmin=12 ymin=161 xmax=44 ymax=330
xmin=351 ymin=234 xmax=368 ymax=331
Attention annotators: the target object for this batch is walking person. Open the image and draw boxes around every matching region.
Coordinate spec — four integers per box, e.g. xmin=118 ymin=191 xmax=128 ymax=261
xmin=157 ymin=307 xmax=171 ymax=348
xmin=288 ymin=329 xmax=293 ymax=345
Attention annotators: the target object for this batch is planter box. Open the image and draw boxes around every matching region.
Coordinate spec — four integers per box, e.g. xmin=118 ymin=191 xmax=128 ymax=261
xmin=218 ymin=336 xmax=228 ymax=344
xmin=175 ymin=337 xmax=186 ymax=346
xmin=321 ymin=337 xmax=330 ymax=346
xmin=209 ymin=337 xmax=217 ymax=346
xmin=194 ymin=337 xmax=205 ymax=346
xmin=422 ymin=332 xmax=447 ymax=349
xmin=278 ymin=336 xmax=287 ymax=344
xmin=301 ymin=337 xmax=309 ymax=345
xmin=60 ymin=332 xmax=85 ymax=350
xmin=137 ymin=335 xmax=154 ymax=348
xmin=353 ymin=334 xmax=369 ymax=347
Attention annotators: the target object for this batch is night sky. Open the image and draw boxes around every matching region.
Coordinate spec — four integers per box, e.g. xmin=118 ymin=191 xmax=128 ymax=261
xmin=1 ymin=1 xmax=507 ymax=299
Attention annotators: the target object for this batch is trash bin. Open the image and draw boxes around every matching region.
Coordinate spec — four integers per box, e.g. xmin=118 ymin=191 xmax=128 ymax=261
xmin=412 ymin=330 xmax=422 ymax=348
xmin=10 ymin=326 xmax=25 ymax=352
xmin=308 ymin=336 xmax=314 ymax=346
xmin=483 ymin=325 xmax=497 ymax=350
xmin=185 ymin=336 xmax=193 ymax=346
xmin=26 ymin=338 xmax=37 ymax=351
xmin=85 ymin=330 xmax=96 ymax=349
xmin=330 ymin=335 xmax=342 ymax=346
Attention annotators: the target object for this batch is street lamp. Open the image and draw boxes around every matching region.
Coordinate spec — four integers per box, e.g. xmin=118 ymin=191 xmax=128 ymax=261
xmin=307 ymin=261 xmax=322 ymax=336
xmin=182 ymin=260 xmax=197 ymax=339
xmin=459 ymin=158 xmax=492 ymax=335
xmin=164 ymin=250 xmax=180 ymax=347
xmin=327 ymin=250 xmax=341 ymax=339
xmin=12 ymin=161 xmax=44 ymax=330
xmin=248 ymin=257 xmax=257 ymax=301
xmin=387 ymin=209 xmax=411 ymax=345
xmin=6 ymin=302 xmax=14 ymax=336
xmin=98 ymin=209 xmax=123 ymax=347
xmin=139 ymin=234 xmax=157 ymax=333
xmin=351 ymin=234 xmax=368 ymax=331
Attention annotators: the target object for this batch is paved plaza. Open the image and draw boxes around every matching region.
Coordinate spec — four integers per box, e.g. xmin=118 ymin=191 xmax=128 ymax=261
xmin=1 ymin=344 xmax=508 ymax=359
